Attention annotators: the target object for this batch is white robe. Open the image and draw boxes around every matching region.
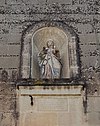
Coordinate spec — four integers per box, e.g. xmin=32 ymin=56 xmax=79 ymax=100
xmin=39 ymin=48 xmax=61 ymax=79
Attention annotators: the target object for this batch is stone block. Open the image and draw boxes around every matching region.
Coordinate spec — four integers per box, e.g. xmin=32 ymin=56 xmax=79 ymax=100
xmin=20 ymin=112 xmax=57 ymax=126
xmin=68 ymin=96 xmax=83 ymax=112
xmin=47 ymin=0 xmax=71 ymax=4
xmin=37 ymin=97 xmax=68 ymax=111
xmin=58 ymin=112 xmax=83 ymax=126
xmin=88 ymin=97 xmax=100 ymax=112
xmin=18 ymin=85 xmax=83 ymax=126
xmin=0 ymin=57 xmax=19 ymax=68
xmin=79 ymin=33 xmax=97 ymax=44
xmin=87 ymin=112 xmax=100 ymax=126
xmin=0 ymin=45 xmax=20 ymax=55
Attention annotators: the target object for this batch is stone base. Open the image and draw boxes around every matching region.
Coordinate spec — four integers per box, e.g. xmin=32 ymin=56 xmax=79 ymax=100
xmin=17 ymin=85 xmax=86 ymax=126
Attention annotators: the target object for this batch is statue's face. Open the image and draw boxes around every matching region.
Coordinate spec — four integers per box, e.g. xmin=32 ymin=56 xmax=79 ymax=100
xmin=47 ymin=40 xmax=54 ymax=48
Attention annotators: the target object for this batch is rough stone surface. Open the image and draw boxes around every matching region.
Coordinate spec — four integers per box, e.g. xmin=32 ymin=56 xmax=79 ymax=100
xmin=0 ymin=82 xmax=17 ymax=126
xmin=0 ymin=0 xmax=100 ymax=126
xmin=0 ymin=0 xmax=100 ymax=77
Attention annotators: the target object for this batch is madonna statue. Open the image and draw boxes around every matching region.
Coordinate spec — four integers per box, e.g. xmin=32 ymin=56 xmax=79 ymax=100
xmin=38 ymin=39 xmax=62 ymax=79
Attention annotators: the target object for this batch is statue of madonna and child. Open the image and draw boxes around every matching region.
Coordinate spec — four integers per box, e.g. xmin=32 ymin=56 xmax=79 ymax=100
xmin=38 ymin=39 xmax=62 ymax=79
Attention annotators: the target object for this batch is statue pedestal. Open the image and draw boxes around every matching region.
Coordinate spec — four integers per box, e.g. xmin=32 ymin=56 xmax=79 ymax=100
xmin=17 ymin=83 xmax=85 ymax=126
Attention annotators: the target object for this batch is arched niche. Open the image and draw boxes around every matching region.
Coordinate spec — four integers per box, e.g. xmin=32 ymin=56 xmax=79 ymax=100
xmin=32 ymin=27 xmax=69 ymax=78
xmin=20 ymin=21 xmax=80 ymax=79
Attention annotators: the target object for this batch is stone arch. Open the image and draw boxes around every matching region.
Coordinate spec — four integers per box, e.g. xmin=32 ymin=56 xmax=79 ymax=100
xmin=20 ymin=21 xmax=80 ymax=79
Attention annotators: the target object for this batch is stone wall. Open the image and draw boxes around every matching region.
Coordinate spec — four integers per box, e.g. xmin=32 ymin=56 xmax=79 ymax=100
xmin=0 ymin=81 xmax=17 ymax=126
xmin=0 ymin=0 xmax=100 ymax=126
xmin=0 ymin=0 xmax=100 ymax=93
xmin=0 ymin=0 xmax=100 ymax=76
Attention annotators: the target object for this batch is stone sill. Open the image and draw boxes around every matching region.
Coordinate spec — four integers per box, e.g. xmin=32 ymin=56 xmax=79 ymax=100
xmin=17 ymin=85 xmax=83 ymax=96
xmin=16 ymin=78 xmax=84 ymax=87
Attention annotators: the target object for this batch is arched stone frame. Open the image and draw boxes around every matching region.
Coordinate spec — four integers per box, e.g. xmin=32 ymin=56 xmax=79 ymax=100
xmin=20 ymin=21 xmax=80 ymax=79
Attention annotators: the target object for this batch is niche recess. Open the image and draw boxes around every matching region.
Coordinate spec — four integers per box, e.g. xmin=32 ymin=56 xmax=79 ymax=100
xmin=20 ymin=22 xmax=80 ymax=79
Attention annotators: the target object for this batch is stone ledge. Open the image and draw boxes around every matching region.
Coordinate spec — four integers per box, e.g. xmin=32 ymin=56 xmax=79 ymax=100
xmin=17 ymin=85 xmax=83 ymax=96
xmin=16 ymin=78 xmax=84 ymax=87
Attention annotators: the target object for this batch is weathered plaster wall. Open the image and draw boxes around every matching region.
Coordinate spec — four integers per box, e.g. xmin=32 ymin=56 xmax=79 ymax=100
xmin=0 ymin=0 xmax=100 ymax=90
xmin=0 ymin=0 xmax=100 ymax=76
xmin=0 ymin=0 xmax=100 ymax=126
